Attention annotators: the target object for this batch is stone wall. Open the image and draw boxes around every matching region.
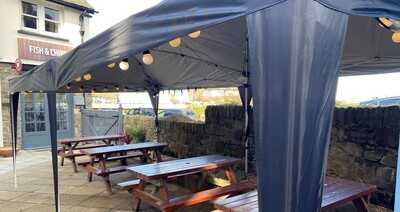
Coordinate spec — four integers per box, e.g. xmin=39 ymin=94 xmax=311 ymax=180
xmin=0 ymin=63 xmax=20 ymax=147
xmin=124 ymin=105 xmax=400 ymax=210
xmin=327 ymin=106 xmax=400 ymax=210
xmin=124 ymin=105 xmax=255 ymax=170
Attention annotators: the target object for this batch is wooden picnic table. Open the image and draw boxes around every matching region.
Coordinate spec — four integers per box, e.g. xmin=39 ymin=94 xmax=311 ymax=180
xmin=58 ymin=134 xmax=126 ymax=172
xmin=214 ymin=177 xmax=377 ymax=212
xmin=127 ymin=155 xmax=256 ymax=212
xmin=80 ymin=142 xmax=168 ymax=194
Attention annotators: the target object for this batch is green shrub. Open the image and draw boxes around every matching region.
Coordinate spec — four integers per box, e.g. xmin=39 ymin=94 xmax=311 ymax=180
xmin=126 ymin=127 xmax=146 ymax=143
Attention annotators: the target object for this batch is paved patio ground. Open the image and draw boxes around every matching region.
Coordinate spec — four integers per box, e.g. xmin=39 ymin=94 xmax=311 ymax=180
xmin=0 ymin=150 xmax=217 ymax=212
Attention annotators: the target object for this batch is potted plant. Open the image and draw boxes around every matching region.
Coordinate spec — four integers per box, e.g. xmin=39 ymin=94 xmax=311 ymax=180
xmin=126 ymin=127 xmax=146 ymax=143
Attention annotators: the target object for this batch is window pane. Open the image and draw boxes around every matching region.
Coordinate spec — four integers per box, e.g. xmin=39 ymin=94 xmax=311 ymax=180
xmin=45 ymin=8 xmax=59 ymax=21
xmin=25 ymin=123 xmax=35 ymax=132
xmin=45 ymin=21 xmax=58 ymax=33
xmin=25 ymin=112 xmax=35 ymax=122
xmin=36 ymin=123 xmax=46 ymax=132
xmin=36 ymin=112 xmax=45 ymax=122
xmin=22 ymin=2 xmax=37 ymax=16
xmin=23 ymin=16 xmax=37 ymax=29
xmin=24 ymin=103 xmax=34 ymax=111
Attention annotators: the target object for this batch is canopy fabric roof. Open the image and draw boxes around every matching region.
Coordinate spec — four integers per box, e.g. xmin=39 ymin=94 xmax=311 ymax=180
xmin=7 ymin=1 xmax=400 ymax=212
xmin=342 ymin=16 xmax=400 ymax=76
xmin=9 ymin=0 xmax=400 ymax=93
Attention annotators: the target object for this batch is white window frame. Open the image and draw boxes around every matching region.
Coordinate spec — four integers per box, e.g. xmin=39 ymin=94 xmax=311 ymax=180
xmin=20 ymin=0 xmax=63 ymax=36
xmin=21 ymin=1 xmax=39 ymax=30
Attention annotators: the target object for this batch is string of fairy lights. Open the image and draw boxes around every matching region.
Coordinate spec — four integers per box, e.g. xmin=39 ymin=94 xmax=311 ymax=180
xmin=66 ymin=30 xmax=201 ymax=92
xmin=377 ymin=17 xmax=400 ymax=43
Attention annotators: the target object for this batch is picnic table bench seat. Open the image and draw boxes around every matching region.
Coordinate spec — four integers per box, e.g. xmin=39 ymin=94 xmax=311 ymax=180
xmin=80 ymin=142 xmax=168 ymax=194
xmin=127 ymin=155 xmax=253 ymax=212
xmin=214 ymin=177 xmax=377 ymax=212
xmin=77 ymin=152 xmax=144 ymax=166
xmin=58 ymin=135 xmax=126 ymax=172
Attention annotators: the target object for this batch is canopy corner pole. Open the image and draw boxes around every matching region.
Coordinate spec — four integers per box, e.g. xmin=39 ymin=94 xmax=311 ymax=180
xmin=243 ymin=84 xmax=249 ymax=177
xmin=243 ymin=36 xmax=250 ymax=177
xmin=394 ymin=130 xmax=400 ymax=211
xmin=9 ymin=92 xmax=19 ymax=188
xmin=47 ymin=92 xmax=60 ymax=212
xmin=147 ymin=90 xmax=160 ymax=141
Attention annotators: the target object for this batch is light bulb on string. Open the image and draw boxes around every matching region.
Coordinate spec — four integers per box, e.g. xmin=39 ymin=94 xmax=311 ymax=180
xmin=188 ymin=30 xmax=201 ymax=38
xmin=66 ymin=83 xmax=71 ymax=90
xmin=119 ymin=59 xmax=129 ymax=71
xmin=392 ymin=32 xmax=400 ymax=43
xmin=107 ymin=63 xmax=116 ymax=69
xmin=115 ymin=85 xmax=120 ymax=91
xmin=169 ymin=38 xmax=181 ymax=48
xmin=75 ymin=76 xmax=82 ymax=82
xmin=142 ymin=50 xmax=154 ymax=65
xmin=83 ymin=73 xmax=92 ymax=81
xmin=378 ymin=17 xmax=393 ymax=28
xmin=376 ymin=17 xmax=400 ymax=43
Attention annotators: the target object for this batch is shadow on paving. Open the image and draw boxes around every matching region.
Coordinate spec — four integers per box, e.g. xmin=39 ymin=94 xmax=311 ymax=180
xmin=0 ymin=150 xmax=218 ymax=212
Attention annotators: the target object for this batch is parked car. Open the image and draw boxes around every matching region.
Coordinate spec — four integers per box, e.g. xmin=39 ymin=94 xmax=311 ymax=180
xmin=126 ymin=108 xmax=196 ymax=120
xmin=126 ymin=108 xmax=155 ymax=117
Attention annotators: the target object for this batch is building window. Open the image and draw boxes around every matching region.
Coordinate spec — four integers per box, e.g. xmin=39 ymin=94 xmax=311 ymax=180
xmin=22 ymin=2 xmax=38 ymax=29
xmin=21 ymin=1 xmax=61 ymax=34
xmin=44 ymin=7 xmax=59 ymax=33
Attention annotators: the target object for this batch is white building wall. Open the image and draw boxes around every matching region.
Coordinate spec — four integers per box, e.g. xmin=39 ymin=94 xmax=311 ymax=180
xmin=0 ymin=0 xmax=92 ymax=148
xmin=0 ymin=0 xmax=85 ymax=65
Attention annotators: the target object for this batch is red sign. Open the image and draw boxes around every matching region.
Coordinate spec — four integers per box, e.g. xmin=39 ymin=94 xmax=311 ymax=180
xmin=11 ymin=58 xmax=23 ymax=75
xmin=18 ymin=38 xmax=73 ymax=61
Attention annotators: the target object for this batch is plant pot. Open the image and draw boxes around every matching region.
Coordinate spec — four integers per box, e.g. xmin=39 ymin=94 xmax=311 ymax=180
xmin=0 ymin=147 xmax=18 ymax=158
xmin=135 ymin=138 xmax=146 ymax=143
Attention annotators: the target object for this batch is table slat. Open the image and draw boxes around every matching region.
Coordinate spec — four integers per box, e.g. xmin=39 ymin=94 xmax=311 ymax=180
xmin=214 ymin=177 xmax=377 ymax=212
xmin=81 ymin=142 xmax=167 ymax=156
xmin=128 ymin=155 xmax=241 ymax=179
xmin=59 ymin=134 xmax=125 ymax=144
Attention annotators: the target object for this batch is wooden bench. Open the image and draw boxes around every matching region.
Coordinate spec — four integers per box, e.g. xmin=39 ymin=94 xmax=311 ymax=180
xmin=58 ymin=135 xmax=126 ymax=172
xmin=80 ymin=142 xmax=168 ymax=194
xmin=127 ymin=155 xmax=253 ymax=212
xmin=214 ymin=177 xmax=377 ymax=212
xmin=117 ymin=179 xmax=141 ymax=192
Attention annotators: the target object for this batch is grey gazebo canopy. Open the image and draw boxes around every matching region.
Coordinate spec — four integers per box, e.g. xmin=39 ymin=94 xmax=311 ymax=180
xmin=8 ymin=7 xmax=400 ymax=93
xmin=8 ymin=0 xmax=400 ymax=212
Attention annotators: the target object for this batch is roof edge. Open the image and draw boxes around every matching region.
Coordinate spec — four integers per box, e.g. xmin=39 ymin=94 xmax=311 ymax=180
xmin=47 ymin=0 xmax=96 ymax=13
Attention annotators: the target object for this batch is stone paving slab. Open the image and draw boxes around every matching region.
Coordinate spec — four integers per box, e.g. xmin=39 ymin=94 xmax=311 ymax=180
xmin=0 ymin=150 xmax=216 ymax=212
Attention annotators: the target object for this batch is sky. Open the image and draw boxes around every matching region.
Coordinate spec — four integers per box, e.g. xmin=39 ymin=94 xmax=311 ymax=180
xmin=86 ymin=1 xmax=400 ymax=104
xmin=87 ymin=0 xmax=162 ymax=36
xmin=336 ymin=73 xmax=400 ymax=102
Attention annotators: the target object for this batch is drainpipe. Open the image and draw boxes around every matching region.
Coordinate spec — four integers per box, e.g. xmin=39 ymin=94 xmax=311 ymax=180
xmin=79 ymin=11 xmax=89 ymax=108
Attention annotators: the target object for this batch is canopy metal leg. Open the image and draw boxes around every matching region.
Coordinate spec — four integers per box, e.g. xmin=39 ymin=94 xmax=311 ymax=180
xmin=47 ymin=92 xmax=60 ymax=212
xmin=9 ymin=93 xmax=19 ymax=188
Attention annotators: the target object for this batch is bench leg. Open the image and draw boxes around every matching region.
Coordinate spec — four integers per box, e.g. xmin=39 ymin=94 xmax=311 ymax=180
xmin=60 ymin=156 xmax=65 ymax=166
xmin=87 ymin=158 xmax=95 ymax=182
xmin=104 ymin=175 xmax=113 ymax=194
xmin=133 ymin=180 xmax=146 ymax=212
xmin=353 ymin=197 xmax=368 ymax=212
xmin=224 ymin=167 xmax=238 ymax=184
xmin=60 ymin=145 xmax=66 ymax=166
xmin=155 ymin=150 xmax=162 ymax=162
xmin=72 ymin=157 xmax=78 ymax=173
